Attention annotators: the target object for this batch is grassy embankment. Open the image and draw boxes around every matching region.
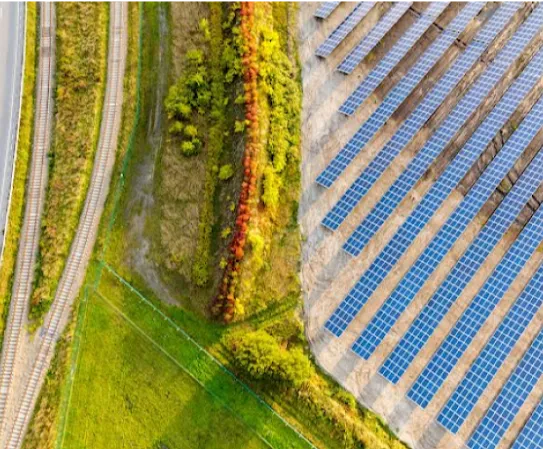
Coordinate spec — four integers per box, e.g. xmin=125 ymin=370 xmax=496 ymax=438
xmin=26 ymin=3 xmax=409 ymax=449
xmin=0 ymin=3 xmax=37 ymax=343
xmin=27 ymin=2 xmax=109 ymax=327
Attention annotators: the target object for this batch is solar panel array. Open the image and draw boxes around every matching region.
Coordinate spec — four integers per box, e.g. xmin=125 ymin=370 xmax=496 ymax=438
xmin=438 ymin=248 xmax=543 ymax=433
xmin=510 ymin=400 xmax=543 ymax=449
xmin=322 ymin=4 xmax=520 ymax=232
xmin=338 ymin=1 xmax=448 ymax=81
xmin=381 ymin=118 xmax=543 ymax=384
xmin=326 ymin=43 xmax=543 ymax=338
xmin=316 ymin=2 xmax=484 ymax=188
xmin=350 ymin=89 xmax=543 ymax=359
xmin=316 ymin=2 xmax=377 ymax=58
xmin=343 ymin=5 xmax=542 ymax=257
xmin=314 ymin=2 xmax=341 ymax=20
xmin=337 ymin=2 xmax=413 ymax=74
xmin=408 ymin=166 xmax=543 ymax=407
xmin=467 ymin=329 xmax=543 ymax=449
xmin=308 ymin=3 xmax=543 ymax=448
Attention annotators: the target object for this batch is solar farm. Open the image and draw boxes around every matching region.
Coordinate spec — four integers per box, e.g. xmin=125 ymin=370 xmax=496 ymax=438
xmin=299 ymin=3 xmax=543 ymax=449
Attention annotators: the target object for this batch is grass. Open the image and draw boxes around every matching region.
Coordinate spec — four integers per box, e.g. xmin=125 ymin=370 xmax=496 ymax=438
xmin=28 ymin=2 xmax=109 ymax=326
xmin=56 ymin=265 xmax=312 ymax=449
xmin=0 ymin=2 xmax=37 ymax=343
xmin=89 ymin=267 xmax=404 ymax=449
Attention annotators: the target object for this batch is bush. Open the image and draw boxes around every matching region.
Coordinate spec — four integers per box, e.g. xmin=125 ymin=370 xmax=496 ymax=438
xmin=218 ymin=164 xmax=234 ymax=181
xmin=164 ymin=46 xmax=210 ymax=160
xmin=232 ymin=330 xmax=313 ymax=388
xmin=333 ymin=388 xmax=358 ymax=411
xmin=180 ymin=140 xmax=199 ymax=157
xmin=262 ymin=166 xmax=281 ymax=210
xmin=184 ymin=124 xmax=198 ymax=138
xmin=281 ymin=348 xmax=313 ymax=388
xmin=169 ymin=121 xmax=183 ymax=135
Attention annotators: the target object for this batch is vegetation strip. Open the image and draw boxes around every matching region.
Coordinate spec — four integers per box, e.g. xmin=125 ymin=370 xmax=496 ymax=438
xmin=29 ymin=2 xmax=109 ymax=326
xmin=213 ymin=2 xmax=259 ymax=320
xmin=0 ymin=3 xmax=37 ymax=341
xmin=0 ymin=2 xmax=53 ymax=434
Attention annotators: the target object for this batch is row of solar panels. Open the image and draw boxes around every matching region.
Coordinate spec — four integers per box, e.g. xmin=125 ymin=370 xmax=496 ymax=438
xmin=312 ymin=3 xmax=543 ymax=449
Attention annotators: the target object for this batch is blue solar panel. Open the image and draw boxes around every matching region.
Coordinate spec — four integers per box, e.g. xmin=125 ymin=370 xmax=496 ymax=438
xmin=326 ymin=36 xmax=543 ymax=338
xmin=510 ymin=400 xmax=543 ymax=449
xmin=316 ymin=2 xmax=377 ymax=58
xmin=338 ymin=1 xmax=448 ymax=79
xmin=467 ymin=330 xmax=543 ymax=449
xmin=322 ymin=4 xmax=519 ymax=231
xmin=381 ymin=132 xmax=543 ymax=384
xmin=337 ymin=2 xmax=413 ymax=73
xmin=408 ymin=180 xmax=543 ymax=408
xmin=314 ymin=2 xmax=341 ymax=20
xmin=316 ymin=3 xmax=484 ymax=188
xmin=354 ymin=138 xmax=543 ymax=364
xmin=343 ymin=5 xmax=542 ymax=256
xmin=437 ymin=215 xmax=543 ymax=433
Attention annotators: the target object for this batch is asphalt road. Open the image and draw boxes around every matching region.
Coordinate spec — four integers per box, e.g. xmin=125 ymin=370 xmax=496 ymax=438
xmin=0 ymin=2 xmax=24 ymax=258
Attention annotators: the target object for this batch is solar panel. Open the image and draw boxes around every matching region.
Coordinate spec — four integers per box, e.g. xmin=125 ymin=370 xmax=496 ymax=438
xmin=338 ymin=1 xmax=448 ymax=82
xmin=510 ymin=400 xmax=543 ymax=449
xmin=408 ymin=170 xmax=543 ymax=408
xmin=438 ymin=245 xmax=543 ymax=433
xmin=316 ymin=3 xmax=484 ymax=188
xmin=467 ymin=329 xmax=543 ymax=449
xmin=315 ymin=2 xmax=376 ymax=58
xmin=337 ymin=2 xmax=413 ymax=73
xmin=314 ymin=2 xmax=341 ymax=20
xmin=343 ymin=5 xmax=542 ymax=256
xmin=381 ymin=125 xmax=543 ymax=384
xmin=351 ymin=104 xmax=543 ymax=359
xmin=325 ymin=44 xmax=543 ymax=339
xmin=322 ymin=4 xmax=519 ymax=231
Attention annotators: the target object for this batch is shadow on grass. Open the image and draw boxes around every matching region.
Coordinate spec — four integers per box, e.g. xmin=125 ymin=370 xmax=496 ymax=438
xmin=80 ymin=268 xmax=316 ymax=449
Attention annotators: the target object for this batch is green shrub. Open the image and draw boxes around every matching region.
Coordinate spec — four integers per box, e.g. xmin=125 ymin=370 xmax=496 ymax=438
xmin=261 ymin=166 xmax=281 ymax=210
xmin=232 ymin=330 xmax=313 ymax=388
xmin=184 ymin=124 xmax=198 ymax=138
xmin=164 ymin=46 xmax=210 ymax=160
xmin=281 ymin=348 xmax=313 ymax=388
xmin=333 ymin=388 xmax=358 ymax=412
xmin=169 ymin=121 xmax=183 ymax=135
xmin=181 ymin=140 xmax=198 ymax=157
xmin=218 ymin=164 xmax=234 ymax=181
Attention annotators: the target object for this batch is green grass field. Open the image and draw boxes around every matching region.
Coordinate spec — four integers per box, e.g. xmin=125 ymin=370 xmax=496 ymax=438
xmin=57 ymin=265 xmax=314 ymax=449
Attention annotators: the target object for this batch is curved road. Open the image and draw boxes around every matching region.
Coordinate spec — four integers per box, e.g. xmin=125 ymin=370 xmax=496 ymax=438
xmin=0 ymin=2 xmax=24 ymax=259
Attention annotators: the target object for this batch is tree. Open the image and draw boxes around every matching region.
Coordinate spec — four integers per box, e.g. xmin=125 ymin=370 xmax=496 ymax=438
xmin=232 ymin=330 xmax=313 ymax=387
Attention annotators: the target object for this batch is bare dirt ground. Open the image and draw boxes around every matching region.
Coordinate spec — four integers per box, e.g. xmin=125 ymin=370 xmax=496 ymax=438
xmin=298 ymin=4 xmax=543 ymax=449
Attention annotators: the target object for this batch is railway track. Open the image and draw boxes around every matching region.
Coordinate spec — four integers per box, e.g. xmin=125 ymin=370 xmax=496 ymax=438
xmin=0 ymin=2 xmax=55 ymax=438
xmin=0 ymin=3 xmax=127 ymax=448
